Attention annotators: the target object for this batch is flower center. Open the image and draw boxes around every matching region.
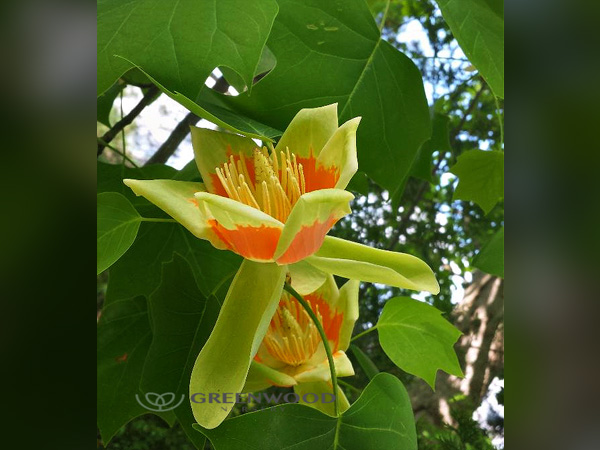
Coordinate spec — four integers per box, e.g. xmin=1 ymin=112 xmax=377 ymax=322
xmin=214 ymin=147 xmax=307 ymax=222
xmin=263 ymin=293 xmax=321 ymax=366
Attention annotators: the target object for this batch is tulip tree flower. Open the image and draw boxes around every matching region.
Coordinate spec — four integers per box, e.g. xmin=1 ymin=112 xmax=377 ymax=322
xmin=243 ymin=275 xmax=359 ymax=416
xmin=124 ymin=103 xmax=440 ymax=428
xmin=126 ymin=103 xmax=359 ymax=264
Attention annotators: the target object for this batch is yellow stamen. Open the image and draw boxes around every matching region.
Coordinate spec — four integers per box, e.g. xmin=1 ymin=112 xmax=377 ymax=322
xmin=214 ymin=149 xmax=306 ymax=222
xmin=263 ymin=294 xmax=322 ymax=366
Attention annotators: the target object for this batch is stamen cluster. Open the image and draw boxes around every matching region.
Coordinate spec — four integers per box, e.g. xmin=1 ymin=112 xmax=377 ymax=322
xmin=263 ymin=294 xmax=322 ymax=366
xmin=215 ymin=147 xmax=307 ymax=222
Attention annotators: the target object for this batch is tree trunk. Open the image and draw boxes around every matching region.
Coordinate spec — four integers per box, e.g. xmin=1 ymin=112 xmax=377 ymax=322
xmin=409 ymin=271 xmax=504 ymax=425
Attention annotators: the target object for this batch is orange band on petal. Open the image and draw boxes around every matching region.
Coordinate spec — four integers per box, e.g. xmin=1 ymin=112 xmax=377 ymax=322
xmin=304 ymin=293 xmax=344 ymax=351
xmin=208 ymin=219 xmax=280 ymax=261
xmin=275 ymin=216 xmax=337 ymax=265
xmin=297 ymin=151 xmax=339 ymax=192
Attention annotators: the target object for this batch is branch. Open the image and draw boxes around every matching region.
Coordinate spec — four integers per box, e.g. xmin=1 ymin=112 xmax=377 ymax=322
xmin=450 ymin=83 xmax=485 ymax=140
xmin=144 ymin=76 xmax=230 ymax=165
xmin=144 ymin=112 xmax=200 ymax=165
xmin=384 ymin=83 xmax=485 ymax=251
xmin=97 ymin=85 xmax=160 ymax=156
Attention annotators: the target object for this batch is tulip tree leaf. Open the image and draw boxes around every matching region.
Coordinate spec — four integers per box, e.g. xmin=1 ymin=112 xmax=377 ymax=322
xmin=350 ymin=344 xmax=380 ymax=380
xmin=377 ymin=297 xmax=463 ymax=388
xmin=106 ymin=223 xmax=241 ymax=306
xmin=97 ymin=0 xmax=279 ymax=97
xmin=450 ymin=149 xmax=504 ymax=214
xmin=141 ymin=255 xmax=220 ymax=449
xmin=122 ymin=63 xmax=282 ymax=141
xmin=97 ymin=192 xmax=142 ymax=274
xmin=473 ymin=226 xmax=504 ymax=278
xmin=219 ymin=0 xmax=431 ymax=195
xmin=97 ymin=296 xmax=175 ymax=443
xmin=195 ymin=373 xmax=417 ymax=450
xmin=220 ymin=45 xmax=277 ymax=93
xmin=97 ymin=81 xmax=124 ymax=126
xmin=436 ymin=0 xmax=504 ymax=98
xmin=97 ymin=162 xmax=178 ymax=217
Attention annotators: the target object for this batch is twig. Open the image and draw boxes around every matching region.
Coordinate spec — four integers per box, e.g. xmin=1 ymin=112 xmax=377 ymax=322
xmin=144 ymin=112 xmax=200 ymax=165
xmin=97 ymin=85 xmax=160 ymax=156
xmin=450 ymin=84 xmax=485 ymax=139
xmin=97 ymin=138 xmax=139 ymax=168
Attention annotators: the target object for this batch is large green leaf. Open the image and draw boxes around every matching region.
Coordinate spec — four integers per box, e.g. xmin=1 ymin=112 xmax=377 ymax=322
xmin=141 ymin=255 xmax=221 ymax=449
xmin=449 ymin=149 xmax=504 ymax=214
xmin=436 ymin=0 xmax=504 ymax=98
xmin=219 ymin=0 xmax=431 ymax=195
xmin=97 ymin=296 xmax=174 ymax=443
xmin=196 ymin=373 xmax=417 ymax=450
xmin=98 ymin=0 xmax=279 ymax=97
xmin=124 ymin=65 xmax=282 ymax=140
xmin=473 ymin=226 xmax=504 ymax=278
xmin=97 ymin=81 xmax=124 ymax=126
xmin=105 ymin=222 xmax=241 ymax=306
xmin=97 ymin=192 xmax=142 ymax=274
xmin=97 ymin=161 xmax=178 ymax=217
xmin=377 ymin=297 xmax=463 ymax=388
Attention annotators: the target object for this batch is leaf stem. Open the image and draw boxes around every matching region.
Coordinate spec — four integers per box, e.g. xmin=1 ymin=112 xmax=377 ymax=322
xmin=350 ymin=326 xmax=378 ymax=342
xmin=283 ymin=283 xmax=340 ymax=417
xmin=379 ymin=0 xmax=391 ymax=32
xmin=140 ymin=217 xmax=178 ymax=223
xmin=337 ymin=379 xmax=362 ymax=395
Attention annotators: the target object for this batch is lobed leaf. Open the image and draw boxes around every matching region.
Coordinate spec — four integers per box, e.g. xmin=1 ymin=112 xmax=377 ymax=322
xmin=377 ymin=297 xmax=463 ymax=388
xmin=97 ymin=192 xmax=142 ymax=274
xmin=196 ymin=373 xmax=417 ymax=450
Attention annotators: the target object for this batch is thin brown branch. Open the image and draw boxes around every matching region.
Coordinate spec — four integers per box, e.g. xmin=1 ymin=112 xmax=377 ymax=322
xmin=144 ymin=112 xmax=200 ymax=165
xmin=144 ymin=76 xmax=230 ymax=165
xmin=97 ymin=85 xmax=160 ymax=156
xmin=450 ymin=83 xmax=485 ymax=140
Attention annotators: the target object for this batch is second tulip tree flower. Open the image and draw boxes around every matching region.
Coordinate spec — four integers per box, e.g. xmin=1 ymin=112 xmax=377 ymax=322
xmin=243 ymin=275 xmax=359 ymax=416
xmin=124 ymin=103 xmax=440 ymax=428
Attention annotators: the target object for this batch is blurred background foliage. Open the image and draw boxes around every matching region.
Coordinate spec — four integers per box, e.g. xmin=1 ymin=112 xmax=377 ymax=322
xmin=98 ymin=0 xmax=503 ymax=448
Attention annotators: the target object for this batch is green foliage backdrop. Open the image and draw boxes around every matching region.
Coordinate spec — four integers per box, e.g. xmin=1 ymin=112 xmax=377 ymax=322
xmin=97 ymin=0 xmax=503 ymax=448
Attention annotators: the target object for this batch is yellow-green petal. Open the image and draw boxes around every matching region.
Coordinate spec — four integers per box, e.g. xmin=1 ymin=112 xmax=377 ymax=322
xmin=243 ymin=361 xmax=297 ymax=393
xmin=296 ymin=350 xmax=354 ymax=383
xmin=275 ymin=103 xmax=339 ymax=158
xmin=190 ymin=126 xmax=258 ymax=195
xmin=274 ymin=189 xmax=354 ymax=264
xmin=293 ymin=381 xmax=350 ymax=416
xmin=336 ymin=280 xmax=360 ymax=352
xmin=317 ymin=117 xmax=361 ymax=190
xmin=306 ymin=236 xmax=440 ymax=294
xmin=288 ymin=260 xmax=328 ymax=295
xmin=123 ymin=179 xmax=215 ymax=241
xmin=189 ymin=261 xmax=286 ymax=429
